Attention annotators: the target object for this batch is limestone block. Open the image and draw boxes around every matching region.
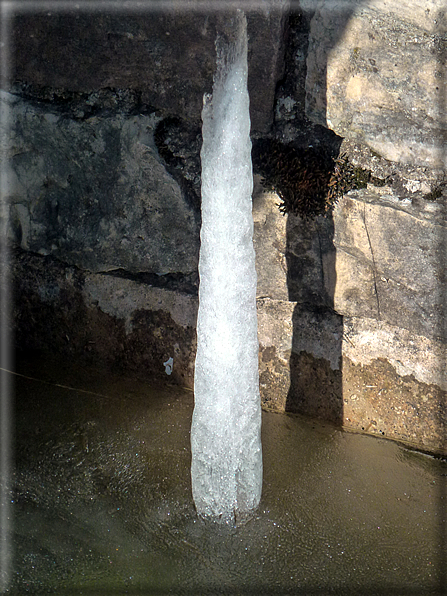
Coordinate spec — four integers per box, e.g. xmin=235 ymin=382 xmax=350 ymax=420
xmin=247 ymin=3 xmax=289 ymax=133
xmin=257 ymin=297 xmax=344 ymax=415
xmin=257 ymin=298 xmax=294 ymax=411
xmin=341 ymin=315 xmax=446 ymax=454
xmin=83 ymin=274 xmax=198 ymax=336
xmin=12 ymin=248 xmax=199 ymax=388
xmin=3 ymin=92 xmax=200 ymax=275
xmin=252 ymin=177 xmax=338 ymax=307
xmin=331 ymin=190 xmax=446 ymax=340
xmin=305 ymin=0 xmax=446 ymax=168
xmin=252 ymin=176 xmax=288 ymax=301
xmin=83 ymin=273 xmax=198 ymax=387
xmin=286 ymin=212 xmax=336 ymax=306
xmin=300 ymin=0 xmax=446 ymax=32
xmin=342 ymin=315 xmax=446 ymax=391
xmin=11 ymin=8 xmax=288 ymax=134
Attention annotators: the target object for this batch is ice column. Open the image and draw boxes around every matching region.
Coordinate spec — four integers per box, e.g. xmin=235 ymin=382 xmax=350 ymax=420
xmin=191 ymin=12 xmax=262 ymax=522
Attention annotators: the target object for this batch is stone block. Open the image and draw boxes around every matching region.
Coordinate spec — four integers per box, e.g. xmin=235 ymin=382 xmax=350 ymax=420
xmin=10 ymin=7 xmax=288 ymax=134
xmin=305 ymin=0 xmax=446 ymax=168
xmin=331 ymin=190 xmax=446 ymax=340
xmin=252 ymin=175 xmax=288 ymax=301
xmin=11 ymin=249 xmax=199 ymax=388
xmin=3 ymin=92 xmax=200 ymax=275
xmin=341 ymin=316 xmax=446 ymax=454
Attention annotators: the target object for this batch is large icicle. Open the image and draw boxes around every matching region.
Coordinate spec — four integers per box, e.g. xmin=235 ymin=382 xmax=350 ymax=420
xmin=190 ymin=12 xmax=262 ymax=523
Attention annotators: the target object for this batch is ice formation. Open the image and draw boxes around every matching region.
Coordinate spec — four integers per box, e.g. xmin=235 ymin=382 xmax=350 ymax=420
xmin=190 ymin=12 xmax=262 ymax=522
xmin=163 ymin=357 xmax=173 ymax=375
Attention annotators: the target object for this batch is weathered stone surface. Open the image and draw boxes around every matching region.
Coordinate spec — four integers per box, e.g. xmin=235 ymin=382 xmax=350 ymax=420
xmin=257 ymin=296 xmax=446 ymax=452
xmin=286 ymin=212 xmax=336 ymax=306
xmin=342 ymin=353 xmax=446 ymax=455
xmin=339 ymin=137 xmax=446 ymax=198
xmin=257 ymin=298 xmax=294 ymax=410
xmin=3 ymin=91 xmax=200 ymax=275
xmin=247 ymin=4 xmax=289 ymax=133
xmin=252 ymin=180 xmax=446 ymax=453
xmin=83 ymin=273 xmax=198 ymax=387
xmin=253 ymin=174 xmax=338 ymax=307
xmin=305 ymin=0 xmax=447 ymax=168
xmin=330 ymin=189 xmax=446 ymax=340
xmin=343 ymin=315 xmax=446 ymax=391
xmin=299 ymin=0 xmax=446 ymax=32
xmin=10 ymin=12 xmax=215 ymax=123
xmin=10 ymin=231 xmax=447 ymax=455
xmin=83 ymin=274 xmax=198 ymax=336
xmin=10 ymin=7 xmax=288 ymax=133
xmin=12 ymin=249 xmax=198 ymax=388
xmin=252 ymin=175 xmax=288 ymax=301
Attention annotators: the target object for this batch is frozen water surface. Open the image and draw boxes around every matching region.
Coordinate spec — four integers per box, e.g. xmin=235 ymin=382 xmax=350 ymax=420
xmin=6 ymin=354 xmax=447 ymax=595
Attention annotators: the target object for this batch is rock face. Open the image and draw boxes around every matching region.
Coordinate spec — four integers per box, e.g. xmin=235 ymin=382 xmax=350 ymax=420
xmin=332 ymin=190 xmax=446 ymax=342
xmin=4 ymin=92 xmax=200 ymax=275
xmin=11 ymin=7 xmax=288 ymax=134
xmin=254 ymin=180 xmax=446 ymax=454
xmin=12 ymin=248 xmax=198 ymax=388
xmin=304 ymin=0 xmax=446 ymax=168
xmin=5 ymin=4 xmax=447 ymax=455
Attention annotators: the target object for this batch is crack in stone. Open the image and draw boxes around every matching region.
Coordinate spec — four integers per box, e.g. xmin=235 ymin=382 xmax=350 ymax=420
xmin=362 ymin=203 xmax=381 ymax=320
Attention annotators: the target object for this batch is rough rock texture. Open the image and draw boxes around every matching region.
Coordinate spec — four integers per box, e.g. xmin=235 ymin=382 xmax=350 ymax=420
xmin=3 ymin=92 xmax=200 ymax=275
xmin=12 ymin=249 xmax=198 ymax=388
xmin=331 ymin=190 xmax=446 ymax=341
xmin=10 ymin=7 xmax=288 ymax=134
xmin=342 ymin=354 xmax=446 ymax=454
xmin=252 ymin=175 xmax=288 ymax=301
xmin=305 ymin=0 xmax=447 ymax=168
xmin=5 ymin=6 xmax=447 ymax=455
xmin=9 ymin=179 xmax=447 ymax=454
xmin=253 ymin=182 xmax=446 ymax=454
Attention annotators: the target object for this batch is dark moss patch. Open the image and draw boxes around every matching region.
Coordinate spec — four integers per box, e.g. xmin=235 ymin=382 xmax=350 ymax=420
xmin=423 ymin=185 xmax=444 ymax=201
xmin=252 ymin=139 xmax=385 ymax=218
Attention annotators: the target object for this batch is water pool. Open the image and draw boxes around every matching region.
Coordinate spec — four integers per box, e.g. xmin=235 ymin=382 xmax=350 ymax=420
xmin=5 ymin=355 xmax=447 ymax=595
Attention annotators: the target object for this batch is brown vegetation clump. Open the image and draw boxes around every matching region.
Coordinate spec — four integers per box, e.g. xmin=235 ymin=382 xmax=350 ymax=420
xmin=252 ymin=139 xmax=369 ymax=218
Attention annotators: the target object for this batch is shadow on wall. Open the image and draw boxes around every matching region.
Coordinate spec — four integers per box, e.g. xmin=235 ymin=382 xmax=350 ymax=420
xmin=300 ymin=0 xmax=366 ymax=129
xmin=435 ymin=6 xmax=446 ymax=592
xmin=283 ymin=0 xmax=367 ymax=424
xmin=285 ymin=213 xmax=344 ymax=425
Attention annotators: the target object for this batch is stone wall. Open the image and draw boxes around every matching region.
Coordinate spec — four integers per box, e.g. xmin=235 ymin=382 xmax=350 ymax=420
xmin=4 ymin=1 xmax=446 ymax=455
xmin=302 ymin=0 xmax=446 ymax=169
xmin=254 ymin=177 xmax=446 ymax=454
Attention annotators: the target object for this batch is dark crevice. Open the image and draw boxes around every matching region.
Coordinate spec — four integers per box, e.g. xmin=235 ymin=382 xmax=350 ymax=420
xmin=101 ymin=268 xmax=199 ymax=296
xmin=9 ymin=82 xmax=158 ymax=120
xmin=272 ymin=9 xmax=315 ymax=127
xmin=153 ymin=116 xmax=202 ymax=217
xmin=12 ymin=246 xmax=198 ymax=296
